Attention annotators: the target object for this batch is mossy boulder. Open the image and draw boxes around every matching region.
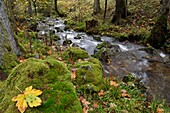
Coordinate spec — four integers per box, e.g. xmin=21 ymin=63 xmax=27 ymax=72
xmin=64 ymin=47 xmax=89 ymax=61
xmin=74 ymin=58 xmax=105 ymax=92
xmin=0 ymin=58 xmax=82 ymax=113
xmin=0 ymin=52 xmax=18 ymax=74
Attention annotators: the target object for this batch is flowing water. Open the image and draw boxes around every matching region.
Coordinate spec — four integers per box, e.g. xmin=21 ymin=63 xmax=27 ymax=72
xmin=37 ymin=18 xmax=170 ymax=102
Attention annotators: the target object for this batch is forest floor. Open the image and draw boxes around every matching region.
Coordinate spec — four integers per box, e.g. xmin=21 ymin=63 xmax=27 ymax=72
xmin=1 ymin=0 xmax=170 ymax=112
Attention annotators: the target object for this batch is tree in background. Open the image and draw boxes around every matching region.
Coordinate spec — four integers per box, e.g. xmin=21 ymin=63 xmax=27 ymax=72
xmin=111 ymin=0 xmax=127 ymax=24
xmin=54 ymin=0 xmax=65 ymax=17
xmin=93 ymin=0 xmax=101 ymax=15
xmin=28 ymin=0 xmax=33 ymax=16
xmin=149 ymin=0 xmax=170 ymax=48
xmin=103 ymin=0 xmax=107 ymax=22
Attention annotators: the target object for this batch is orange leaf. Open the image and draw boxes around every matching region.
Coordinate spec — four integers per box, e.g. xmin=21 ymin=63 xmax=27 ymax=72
xmin=157 ymin=108 xmax=164 ymax=113
xmin=71 ymin=68 xmax=77 ymax=80
xmin=98 ymin=90 xmax=105 ymax=97
xmin=92 ymin=102 xmax=99 ymax=109
xmin=47 ymin=50 xmax=52 ymax=55
xmin=121 ymin=93 xmax=130 ymax=98
xmin=110 ymin=81 xmax=119 ymax=87
xmin=83 ymin=107 xmax=89 ymax=113
xmin=81 ymin=99 xmax=90 ymax=107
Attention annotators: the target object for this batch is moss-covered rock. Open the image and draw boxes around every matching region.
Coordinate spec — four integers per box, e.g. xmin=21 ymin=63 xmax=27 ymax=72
xmin=0 ymin=58 xmax=82 ymax=113
xmin=74 ymin=58 xmax=105 ymax=92
xmin=0 ymin=52 xmax=18 ymax=74
xmin=63 ymin=47 xmax=89 ymax=61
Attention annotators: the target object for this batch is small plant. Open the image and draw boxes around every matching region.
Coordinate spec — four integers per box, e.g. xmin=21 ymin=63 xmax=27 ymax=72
xmin=12 ymin=86 xmax=42 ymax=113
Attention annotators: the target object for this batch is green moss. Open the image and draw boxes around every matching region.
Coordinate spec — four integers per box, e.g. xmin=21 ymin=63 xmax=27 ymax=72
xmin=0 ymin=58 xmax=82 ymax=113
xmin=3 ymin=41 xmax=12 ymax=52
xmin=0 ymin=53 xmax=18 ymax=74
xmin=75 ymin=58 xmax=105 ymax=92
xmin=63 ymin=47 xmax=89 ymax=61
xmin=39 ymin=81 xmax=82 ymax=113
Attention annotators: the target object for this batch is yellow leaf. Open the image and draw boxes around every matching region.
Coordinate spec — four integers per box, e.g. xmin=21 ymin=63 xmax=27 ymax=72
xmin=12 ymin=94 xmax=27 ymax=113
xmin=27 ymin=96 xmax=42 ymax=107
xmin=12 ymin=86 xmax=42 ymax=113
xmin=24 ymin=86 xmax=42 ymax=96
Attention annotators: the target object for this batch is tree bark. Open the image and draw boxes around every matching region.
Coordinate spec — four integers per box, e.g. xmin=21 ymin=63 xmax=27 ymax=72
xmin=93 ymin=0 xmax=101 ymax=15
xmin=0 ymin=0 xmax=20 ymax=63
xmin=103 ymin=0 xmax=107 ymax=22
xmin=54 ymin=0 xmax=65 ymax=17
xmin=31 ymin=0 xmax=37 ymax=15
xmin=111 ymin=0 xmax=127 ymax=24
xmin=28 ymin=0 xmax=33 ymax=16
xmin=5 ymin=0 xmax=17 ymax=31
xmin=149 ymin=0 xmax=170 ymax=48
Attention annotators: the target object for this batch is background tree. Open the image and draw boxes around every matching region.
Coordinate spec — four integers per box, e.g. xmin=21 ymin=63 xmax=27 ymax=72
xmin=28 ymin=0 xmax=33 ymax=16
xmin=93 ymin=0 xmax=101 ymax=15
xmin=111 ymin=0 xmax=127 ymax=24
xmin=31 ymin=0 xmax=37 ymax=15
xmin=54 ymin=0 xmax=65 ymax=17
xmin=148 ymin=0 xmax=170 ymax=48
xmin=103 ymin=0 xmax=107 ymax=22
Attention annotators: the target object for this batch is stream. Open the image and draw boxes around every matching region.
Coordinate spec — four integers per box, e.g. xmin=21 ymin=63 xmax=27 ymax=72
xmin=37 ymin=17 xmax=170 ymax=102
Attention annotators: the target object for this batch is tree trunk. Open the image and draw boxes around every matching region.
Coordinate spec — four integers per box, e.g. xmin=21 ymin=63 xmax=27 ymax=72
xmin=54 ymin=0 xmax=65 ymax=17
xmin=93 ymin=0 xmax=101 ymax=15
xmin=103 ymin=0 xmax=107 ymax=22
xmin=111 ymin=0 xmax=127 ymax=24
xmin=5 ymin=0 xmax=17 ymax=31
xmin=32 ymin=0 xmax=37 ymax=15
xmin=28 ymin=0 xmax=33 ymax=16
xmin=149 ymin=0 xmax=170 ymax=48
xmin=0 ymin=0 xmax=20 ymax=67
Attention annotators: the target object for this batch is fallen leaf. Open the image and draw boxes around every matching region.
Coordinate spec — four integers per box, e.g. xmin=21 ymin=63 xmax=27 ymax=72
xmin=110 ymin=103 xmax=117 ymax=108
xmin=92 ymin=102 xmax=99 ymax=109
xmin=121 ymin=89 xmax=127 ymax=94
xmin=157 ymin=108 xmax=164 ymax=113
xmin=81 ymin=99 xmax=90 ymax=108
xmin=71 ymin=68 xmax=77 ymax=80
xmin=121 ymin=93 xmax=130 ymax=98
xmin=12 ymin=86 xmax=42 ymax=113
xmin=110 ymin=81 xmax=119 ymax=87
xmin=83 ymin=107 xmax=89 ymax=113
xmin=78 ymin=96 xmax=85 ymax=101
xmin=98 ymin=90 xmax=105 ymax=97
xmin=47 ymin=50 xmax=52 ymax=55
xmin=12 ymin=94 xmax=27 ymax=113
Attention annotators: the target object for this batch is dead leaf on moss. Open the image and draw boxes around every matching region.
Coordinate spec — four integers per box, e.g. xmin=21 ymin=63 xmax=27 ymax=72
xmin=92 ymin=102 xmax=99 ymax=109
xmin=47 ymin=50 xmax=52 ymax=55
xmin=121 ymin=93 xmax=130 ymax=98
xmin=121 ymin=89 xmax=127 ymax=94
xmin=157 ymin=108 xmax=164 ymax=113
xmin=71 ymin=68 xmax=77 ymax=80
xmin=98 ymin=90 xmax=105 ymax=97
xmin=83 ymin=107 xmax=89 ymax=113
xmin=110 ymin=81 xmax=119 ymax=87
